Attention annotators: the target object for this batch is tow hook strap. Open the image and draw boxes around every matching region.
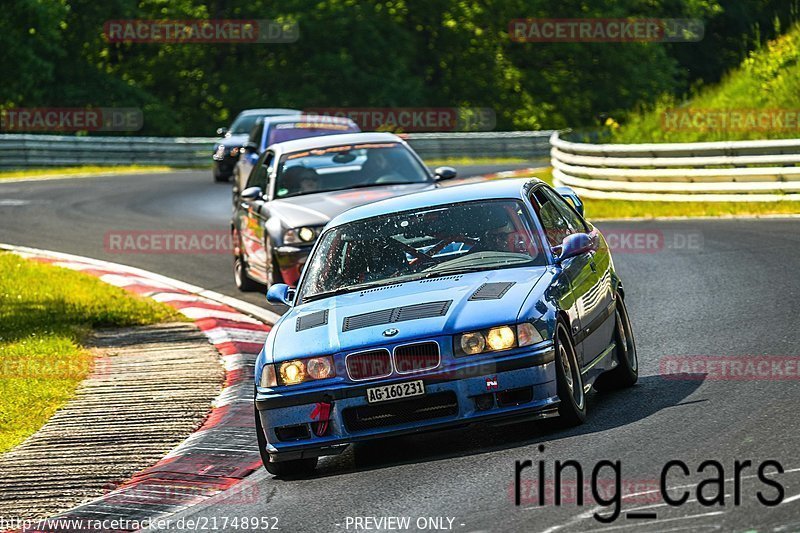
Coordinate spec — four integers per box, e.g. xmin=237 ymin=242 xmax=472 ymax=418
xmin=310 ymin=401 xmax=332 ymax=436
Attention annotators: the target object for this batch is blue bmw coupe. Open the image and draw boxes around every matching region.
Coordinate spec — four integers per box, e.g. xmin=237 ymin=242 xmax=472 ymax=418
xmin=254 ymin=178 xmax=638 ymax=476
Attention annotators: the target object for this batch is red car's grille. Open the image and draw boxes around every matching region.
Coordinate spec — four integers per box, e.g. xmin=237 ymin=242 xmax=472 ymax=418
xmin=346 ymin=349 xmax=392 ymax=380
xmin=394 ymin=342 xmax=440 ymax=374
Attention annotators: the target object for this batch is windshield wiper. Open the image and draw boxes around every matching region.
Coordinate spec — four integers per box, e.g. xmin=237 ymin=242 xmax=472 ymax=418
xmin=421 ymin=266 xmax=490 ymax=279
xmin=302 ymin=282 xmax=385 ymax=302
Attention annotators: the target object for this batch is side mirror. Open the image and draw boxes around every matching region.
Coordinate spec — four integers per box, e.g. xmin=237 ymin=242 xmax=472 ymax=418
xmin=554 ymin=232 xmax=596 ymax=263
xmin=555 ymin=186 xmax=585 ymax=217
xmin=216 ymin=127 xmax=228 ymax=136
xmin=244 ymin=141 xmax=258 ymax=154
xmin=266 ymin=283 xmax=295 ymax=305
xmin=434 ymin=166 xmax=457 ymax=181
xmin=240 ymin=186 xmax=264 ymax=201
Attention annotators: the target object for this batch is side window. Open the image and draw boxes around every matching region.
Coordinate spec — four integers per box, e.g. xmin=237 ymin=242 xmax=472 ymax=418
xmin=247 ymin=163 xmax=269 ymax=193
xmin=540 ymin=187 xmax=588 ymax=233
xmin=530 ymin=188 xmax=572 ymax=247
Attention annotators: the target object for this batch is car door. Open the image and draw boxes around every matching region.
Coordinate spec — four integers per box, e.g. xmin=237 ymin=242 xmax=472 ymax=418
xmin=540 ymin=186 xmax=615 ymax=366
xmin=529 ymin=186 xmax=595 ymax=367
xmin=238 ymin=152 xmax=274 ymax=282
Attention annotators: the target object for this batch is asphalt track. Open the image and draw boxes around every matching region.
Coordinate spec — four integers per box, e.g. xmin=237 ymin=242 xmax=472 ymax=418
xmin=1 ymin=168 xmax=799 ymax=532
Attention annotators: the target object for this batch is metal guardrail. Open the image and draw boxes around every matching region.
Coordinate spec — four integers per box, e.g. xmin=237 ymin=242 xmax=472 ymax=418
xmin=0 ymin=134 xmax=214 ymax=168
xmin=0 ymin=131 xmax=554 ymax=169
xmin=551 ymin=132 xmax=800 ymax=202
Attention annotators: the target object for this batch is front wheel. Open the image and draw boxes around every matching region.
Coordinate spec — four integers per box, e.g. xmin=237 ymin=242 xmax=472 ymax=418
xmin=554 ymin=321 xmax=587 ymax=426
xmin=254 ymin=406 xmax=317 ymax=477
xmin=594 ymin=296 xmax=638 ymax=391
xmin=212 ymin=163 xmax=229 ymax=183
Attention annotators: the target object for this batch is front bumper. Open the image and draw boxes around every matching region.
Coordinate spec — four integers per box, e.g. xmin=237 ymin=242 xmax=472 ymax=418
xmin=256 ymin=345 xmax=557 ymax=462
xmin=274 ymin=245 xmax=312 ymax=287
xmin=212 ymin=155 xmax=237 ymax=177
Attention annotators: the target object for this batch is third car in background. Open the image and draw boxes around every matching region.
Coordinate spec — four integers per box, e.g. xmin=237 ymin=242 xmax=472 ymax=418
xmin=212 ymin=108 xmax=300 ymax=182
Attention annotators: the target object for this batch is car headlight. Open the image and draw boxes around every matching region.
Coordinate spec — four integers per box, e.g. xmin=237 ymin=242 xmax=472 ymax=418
xmin=284 ymin=227 xmax=319 ymax=245
xmin=486 ymin=325 xmax=516 ymax=351
xmin=454 ymin=323 xmax=544 ymax=356
xmin=264 ymin=356 xmax=335 ymax=386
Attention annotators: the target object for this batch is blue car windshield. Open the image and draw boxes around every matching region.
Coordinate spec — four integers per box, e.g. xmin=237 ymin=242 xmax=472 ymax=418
xmin=298 ymin=199 xmax=546 ymax=302
xmin=275 ymin=142 xmax=431 ymax=199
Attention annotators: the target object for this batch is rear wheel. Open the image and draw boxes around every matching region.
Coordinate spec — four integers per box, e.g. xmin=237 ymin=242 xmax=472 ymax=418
xmin=594 ymin=296 xmax=638 ymax=391
xmin=254 ymin=406 xmax=317 ymax=477
xmin=554 ymin=321 xmax=586 ymax=426
xmin=233 ymin=255 xmax=260 ymax=292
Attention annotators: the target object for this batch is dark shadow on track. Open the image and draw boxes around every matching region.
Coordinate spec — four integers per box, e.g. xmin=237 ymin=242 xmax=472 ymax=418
xmin=270 ymin=374 xmax=706 ymax=480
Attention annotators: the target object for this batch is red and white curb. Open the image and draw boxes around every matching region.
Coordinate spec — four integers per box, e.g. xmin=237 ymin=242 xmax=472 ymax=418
xmin=0 ymin=244 xmax=278 ymax=532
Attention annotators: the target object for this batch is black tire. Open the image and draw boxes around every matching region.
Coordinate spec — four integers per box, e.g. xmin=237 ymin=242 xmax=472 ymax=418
xmin=254 ymin=406 xmax=317 ymax=477
xmin=213 ymin=164 xmax=229 ymax=183
xmin=233 ymin=255 xmax=260 ymax=292
xmin=554 ymin=320 xmax=587 ymax=426
xmin=594 ymin=296 xmax=639 ymax=391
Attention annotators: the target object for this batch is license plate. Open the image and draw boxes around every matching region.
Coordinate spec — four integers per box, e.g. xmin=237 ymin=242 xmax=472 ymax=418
xmin=366 ymin=380 xmax=425 ymax=404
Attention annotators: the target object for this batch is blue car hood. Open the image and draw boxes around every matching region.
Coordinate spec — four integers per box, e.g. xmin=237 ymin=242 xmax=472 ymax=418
xmin=269 ymin=267 xmax=547 ymax=362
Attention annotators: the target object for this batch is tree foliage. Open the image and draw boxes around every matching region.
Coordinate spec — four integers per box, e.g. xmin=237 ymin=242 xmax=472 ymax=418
xmin=1 ymin=0 xmax=796 ymax=135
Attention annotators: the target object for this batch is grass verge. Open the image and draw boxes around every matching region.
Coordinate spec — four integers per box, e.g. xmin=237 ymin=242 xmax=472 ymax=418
xmin=423 ymin=157 xmax=530 ymax=167
xmin=0 ymin=253 xmax=183 ymax=453
xmin=0 ymin=165 xmax=186 ymax=180
xmin=519 ymin=168 xmax=800 ymax=219
xmin=612 ymin=22 xmax=800 ymax=143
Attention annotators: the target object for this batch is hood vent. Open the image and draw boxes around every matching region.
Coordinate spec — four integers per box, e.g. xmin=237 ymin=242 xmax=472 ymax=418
xmin=419 ymin=275 xmax=462 ymax=284
xmin=360 ymin=284 xmax=402 ymax=296
xmin=343 ymin=300 xmax=452 ymax=332
xmin=296 ymin=310 xmax=329 ymax=332
xmin=469 ymin=282 xmax=516 ymax=301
